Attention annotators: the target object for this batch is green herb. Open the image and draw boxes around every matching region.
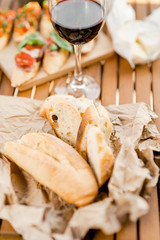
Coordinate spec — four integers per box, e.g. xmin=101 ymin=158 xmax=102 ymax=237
xmin=49 ymin=44 xmax=58 ymax=51
xmin=50 ymin=31 xmax=73 ymax=53
xmin=17 ymin=23 xmax=25 ymax=28
xmin=2 ymin=21 xmax=7 ymax=27
xmin=18 ymin=32 xmax=46 ymax=53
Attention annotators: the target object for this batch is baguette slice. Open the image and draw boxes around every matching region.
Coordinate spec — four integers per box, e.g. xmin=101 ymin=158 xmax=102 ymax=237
xmin=43 ymin=49 xmax=69 ymax=75
xmin=87 ymin=127 xmax=115 ymax=186
xmin=77 ymin=104 xmax=112 ymax=158
xmin=40 ymin=14 xmax=53 ymax=38
xmin=0 ymin=34 xmax=10 ymax=51
xmin=11 ymin=61 xmax=40 ymax=87
xmin=46 ymin=100 xmax=82 ymax=147
xmin=40 ymin=94 xmax=93 ymax=118
xmin=4 ymin=133 xmax=98 ymax=207
xmin=13 ymin=28 xmax=36 ymax=43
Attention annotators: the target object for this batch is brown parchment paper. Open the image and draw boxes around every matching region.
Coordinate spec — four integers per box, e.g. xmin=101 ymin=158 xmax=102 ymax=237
xmin=0 ymin=95 xmax=159 ymax=240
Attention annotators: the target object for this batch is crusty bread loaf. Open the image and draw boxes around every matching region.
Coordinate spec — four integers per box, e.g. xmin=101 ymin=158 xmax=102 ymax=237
xmin=87 ymin=126 xmax=115 ymax=186
xmin=77 ymin=104 xmax=112 ymax=158
xmin=40 ymin=14 xmax=53 ymax=38
xmin=4 ymin=132 xmax=98 ymax=207
xmin=43 ymin=49 xmax=69 ymax=75
xmin=46 ymin=100 xmax=82 ymax=147
xmin=11 ymin=61 xmax=40 ymax=87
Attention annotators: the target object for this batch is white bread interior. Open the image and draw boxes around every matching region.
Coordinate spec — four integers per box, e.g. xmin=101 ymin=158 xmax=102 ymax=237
xmin=4 ymin=132 xmax=98 ymax=207
xmin=40 ymin=94 xmax=94 ymax=118
xmin=0 ymin=34 xmax=9 ymax=51
xmin=40 ymin=14 xmax=53 ymax=38
xmin=11 ymin=61 xmax=40 ymax=87
xmin=43 ymin=49 xmax=69 ymax=75
xmin=87 ymin=126 xmax=115 ymax=186
xmin=46 ymin=99 xmax=82 ymax=147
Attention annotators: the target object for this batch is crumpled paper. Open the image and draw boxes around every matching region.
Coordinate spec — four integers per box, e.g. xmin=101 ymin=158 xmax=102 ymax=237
xmin=0 ymin=95 xmax=159 ymax=240
xmin=106 ymin=0 xmax=160 ymax=67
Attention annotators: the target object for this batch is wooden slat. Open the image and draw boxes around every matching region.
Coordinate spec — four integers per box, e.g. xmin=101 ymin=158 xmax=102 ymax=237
xmin=93 ymin=231 xmax=113 ymax=240
xmin=149 ymin=0 xmax=160 ymax=11
xmin=135 ymin=64 xmax=151 ymax=106
xmin=116 ymin=56 xmax=137 ymax=240
xmin=1 ymin=0 xmax=12 ymax=9
xmin=86 ymin=63 xmax=101 ymax=85
xmin=152 ymin=56 xmax=160 ymax=132
xmin=139 ymin=188 xmax=160 ymax=240
xmin=116 ymin=222 xmax=137 ymax=240
xmin=0 ymin=221 xmax=17 ymax=235
xmin=34 ymin=82 xmax=50 ymax=100
xmin=119 ymin=58 xmax=134 ymax=105
xmin=0 ymin=75 xmax=14 ymax=96
xmin=101 ymin=55 xmax=117 ymax=106
xmin=136 ymin=0 xmax=149 ymax=19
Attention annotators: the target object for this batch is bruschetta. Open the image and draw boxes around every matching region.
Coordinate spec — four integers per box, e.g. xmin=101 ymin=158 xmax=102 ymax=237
xmin=43 ymin=30 xmax=73 ymax=74
xmin=0 ymin=9 xmax=16 ymax=50
xmin=40 ymin=0 xmax=53 ymax=38
xmin=13 ymin=2 xmax=41 ymax=43
xmin=11 ymin=32 xmax=46 ymax=87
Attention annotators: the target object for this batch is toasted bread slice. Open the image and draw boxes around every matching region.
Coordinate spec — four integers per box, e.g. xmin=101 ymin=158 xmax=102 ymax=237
xmin=43 ymin=49 xmax=69 ymax=74
xmin=11 ymin=61 xmax=40 ymax=87
xmin=0 ymin=34 xmax=9 ymax=51
xmin=13 ymin=28 xmax=36 ymax=43
xmin=40 ymin=14 xmax=53 ymax=38
xmin=87 ymin=126 xmax=115 ymax=186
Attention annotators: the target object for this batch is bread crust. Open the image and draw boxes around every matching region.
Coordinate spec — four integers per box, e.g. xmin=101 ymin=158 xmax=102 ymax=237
xmin=87 ymin=127 xmax=115 ymax=186
xmin=0 ymin=34 xmax=9 ymax=51
xmin=43 ymin=49 xmax=69 ymax=75
xmin=11 ymin=61 xmax=40 ymax=87
xmin=4 ymin=133 xmax=98 ymax=207
xmin=40 ymin=14 xmax=53 ymax=38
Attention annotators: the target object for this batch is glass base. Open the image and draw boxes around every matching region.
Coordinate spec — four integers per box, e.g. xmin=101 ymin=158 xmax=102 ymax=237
xmin=54 ymin=75 xmax=100 ymax=100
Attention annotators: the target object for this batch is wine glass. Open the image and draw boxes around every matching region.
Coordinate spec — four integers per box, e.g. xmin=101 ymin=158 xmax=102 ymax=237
xmin=48 ymin=0 xmax=108 ymax=100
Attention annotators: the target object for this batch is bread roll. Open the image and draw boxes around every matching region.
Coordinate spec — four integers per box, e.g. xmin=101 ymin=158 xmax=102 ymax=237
xmin=87 ymin=126 xmax=115 ymax=186
xmin=4 ymin=132 xmax=98 ymax=207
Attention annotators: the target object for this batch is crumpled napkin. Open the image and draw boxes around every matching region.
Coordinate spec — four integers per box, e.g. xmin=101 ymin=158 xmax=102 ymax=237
xmin=106 ymin=0 xmax=160 ymax=67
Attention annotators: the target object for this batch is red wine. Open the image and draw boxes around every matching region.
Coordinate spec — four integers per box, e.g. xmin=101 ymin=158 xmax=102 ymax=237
xmin=51 ymin=0 xmax=104 ymax=45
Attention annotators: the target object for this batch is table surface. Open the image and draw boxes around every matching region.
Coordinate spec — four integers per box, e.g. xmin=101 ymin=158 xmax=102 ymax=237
xmin=0 ymin=0 xmax=160 ymax=240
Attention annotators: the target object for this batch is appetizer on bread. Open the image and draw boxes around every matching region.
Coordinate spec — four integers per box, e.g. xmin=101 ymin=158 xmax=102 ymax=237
xmin=40 ymin=0 xmax=53 ymax=38
xmin=0 ymin=9 xmax=16 ymax=50
xmin=13 ymin=2 xmax=41 ymax=43
xmin=4 ymin=132 xmax=98 ymax=207
xmin=11 ymin=32 xmax=46 ymax=87
xmin=43 ymin=30 xmax=73 ymax=74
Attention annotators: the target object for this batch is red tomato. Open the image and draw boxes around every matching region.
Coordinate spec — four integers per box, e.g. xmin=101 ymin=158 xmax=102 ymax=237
xmin=15 ymin=52 xmax=34 ymax=67
xmin=25 ymin=44 xmax=43 ymax=50
xmin=47 ymin=36 xmax=54 ymax=45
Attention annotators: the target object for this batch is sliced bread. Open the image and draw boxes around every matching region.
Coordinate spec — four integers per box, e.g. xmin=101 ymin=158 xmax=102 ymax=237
xmin=87 ymin=126 xmax=115 ymax=186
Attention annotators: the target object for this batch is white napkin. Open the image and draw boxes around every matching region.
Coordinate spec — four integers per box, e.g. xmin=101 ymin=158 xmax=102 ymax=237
xmin=106 ymin=0 xmax=160 ymax=67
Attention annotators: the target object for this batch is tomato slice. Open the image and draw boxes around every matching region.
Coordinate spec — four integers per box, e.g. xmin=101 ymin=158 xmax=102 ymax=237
xmin=25 ymin=44 xmax=43 ymax=50
xmin=15 ymin=52 xmax=34 ymax=67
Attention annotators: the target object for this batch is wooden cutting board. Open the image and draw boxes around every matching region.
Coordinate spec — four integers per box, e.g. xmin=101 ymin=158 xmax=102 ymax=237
xmin=0 ymin=32 xmax=114 ymax=91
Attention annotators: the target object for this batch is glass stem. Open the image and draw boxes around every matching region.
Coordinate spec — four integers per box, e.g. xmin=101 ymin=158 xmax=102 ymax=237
xmin=73 ymin=45 xmax=83 ymax=85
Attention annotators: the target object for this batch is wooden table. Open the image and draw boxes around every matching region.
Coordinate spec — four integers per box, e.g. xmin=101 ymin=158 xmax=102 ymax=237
xmin=0 ymin=0 xmax=160 ymax=239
